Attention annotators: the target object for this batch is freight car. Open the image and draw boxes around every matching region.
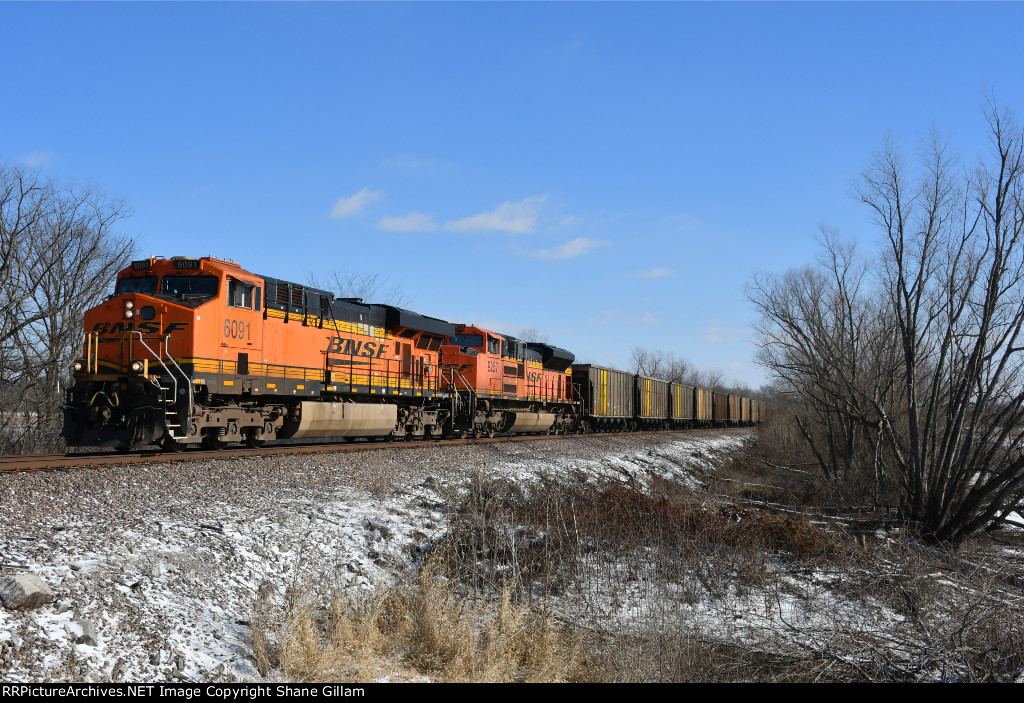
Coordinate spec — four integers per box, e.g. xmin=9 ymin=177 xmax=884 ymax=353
xmin=570 ymin=364 xmax=633 ymax=432
xmin=573 ymin=368 xmax=758 ymax=432
xmin=635 ymin=375 xmax=670 ymax=430
xmin=695 ymin=387 xmax=713 ymax=428
xmin=669 ymin=383 xmax=694 ymax=429
xmin=62 ymin=255 xmax=764 ymax=451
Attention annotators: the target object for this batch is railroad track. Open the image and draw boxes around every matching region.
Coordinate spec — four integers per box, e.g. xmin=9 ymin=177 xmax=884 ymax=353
xmin=0 ymin=429 xmax=744 ymax=473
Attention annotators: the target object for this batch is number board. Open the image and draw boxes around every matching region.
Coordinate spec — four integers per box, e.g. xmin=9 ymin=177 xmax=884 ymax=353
xmin=224 ymin=318 xmax=251 ymax=341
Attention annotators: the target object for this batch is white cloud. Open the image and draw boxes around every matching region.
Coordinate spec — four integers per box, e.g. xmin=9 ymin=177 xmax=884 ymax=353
xmin=587 ymin=308 xmax=619 ymax=325
xmin=381 ymin=154 xmax=451 ymax=173
xmin=630 ymin=311 xmax=662 ymax=324
xmin=20 ymin=151 xmax=56 ymax=167
xmin=446 ymin=195 xmax=547 ymax=234
xmin=528 ymin=237 xmax=605 ymax=260
xmin=703 ymin=324 xmax=750 ymax=343
xmin=663 ymin=213 xmax=703 ymax=230
xmin=330 ymin=187 xmax=382 ymax=219
xmin=704 ymin=327 xmax=728 ymax=342
xmin=559 ymin=215 xmax=581 ymax=227
xmin=638 ymin=267 xmax=674 ymax=278
xmin=587 ymin=307 xmax=660 ymax=325
xmin=376 ymin=212 xmax=438 ymax=232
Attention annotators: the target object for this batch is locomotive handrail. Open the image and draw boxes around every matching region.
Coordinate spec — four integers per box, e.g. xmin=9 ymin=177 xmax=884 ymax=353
xmin=163 ymin=342 xmax=194 ymax=428
xmin=440 ymin=364 xmax=472 ymax=394
xmin=85 ymin=331 xmax=100 ymax=374
xmin=130 ymin=331 xmax=193 ymax=439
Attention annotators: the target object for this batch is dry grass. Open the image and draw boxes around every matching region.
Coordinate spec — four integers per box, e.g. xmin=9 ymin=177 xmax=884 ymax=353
xmin=438 ymin=467 xmax=849 ymax=604
xmin=250 ymin=465 xmax=856 ymax=682
xmin=253 ymin=559 xmax=582 ymax=682
xmin=251 ymin=559 xmax=849 ymax=683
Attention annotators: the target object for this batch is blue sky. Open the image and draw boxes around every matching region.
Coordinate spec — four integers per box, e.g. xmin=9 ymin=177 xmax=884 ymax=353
xmin=4 ymin=2 xmax=1023 ymax=388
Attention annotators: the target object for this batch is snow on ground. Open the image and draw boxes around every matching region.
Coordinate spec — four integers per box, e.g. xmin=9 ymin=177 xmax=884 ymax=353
xmin=0 ymin=430 xmax=748 ymax=682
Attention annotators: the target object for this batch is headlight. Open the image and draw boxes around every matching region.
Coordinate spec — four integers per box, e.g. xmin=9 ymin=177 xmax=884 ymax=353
xmin=125 ymin=309 xmax=134 ymax=318
xmin=125 ymin=300 xmax=135 ymax=310
xmin=130 ymin=360 xmax=144 ymax=373
xmin=72 ymin=361 xmax=83 ymax=372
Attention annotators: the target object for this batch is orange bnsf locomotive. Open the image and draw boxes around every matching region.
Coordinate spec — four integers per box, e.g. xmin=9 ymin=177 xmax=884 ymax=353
xmin=62 ymin=256 xmax=578 ymax=450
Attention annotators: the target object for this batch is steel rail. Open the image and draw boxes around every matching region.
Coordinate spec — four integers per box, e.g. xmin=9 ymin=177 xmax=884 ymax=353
xmin=0 ymin=428 xmax=748 ymax=474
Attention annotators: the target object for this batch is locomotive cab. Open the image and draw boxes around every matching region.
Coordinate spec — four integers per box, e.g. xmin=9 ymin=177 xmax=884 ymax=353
xmin=438 ymin=325 xmax=579 ymax=437
xmin=65 ymin=256 xmax=268 ymax=450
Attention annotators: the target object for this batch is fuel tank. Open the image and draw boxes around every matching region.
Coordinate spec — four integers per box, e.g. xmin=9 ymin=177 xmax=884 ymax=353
xmin=504 ymin=412 xmax=555 ymax=434
xmin=279 ymin=401 xmax=398 ymax=439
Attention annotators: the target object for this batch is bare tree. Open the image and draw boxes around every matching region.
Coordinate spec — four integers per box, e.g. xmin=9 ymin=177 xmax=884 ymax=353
xmin=630 ymin=346 xmax=662 ymax=378
xmin=512 ymin=327 xmax=549 ymax=343
xmin=0 ymin=163 xmax=133 ymax=453
xmin=694 ymin=368 xmax=725 ymax=393
xmin=306 ymin=269 xmax=411 ymax=308
xmin=631 ymin=346 xmax=691 ymax=382
xmin=629 ymin=346 xmax=729 ymax=391
xmin=750 ymin=230 xmax=901 ymax=500
xmin=750 ymin=99 xmax=1024 ymax=545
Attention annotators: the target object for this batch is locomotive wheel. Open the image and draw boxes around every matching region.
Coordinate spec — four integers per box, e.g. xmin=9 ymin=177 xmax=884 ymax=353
xmin=243 ymin=430 xmax=266 ymax=449
xmin=162 ymin=435 xmax=187 ymax=452
xmin=203 ymin=434 xmax=229 ymax=451
xmin=486 ymin=426 xmax=495 ymax=438
xmin=472 ymin=427 xmax=482 ymax=439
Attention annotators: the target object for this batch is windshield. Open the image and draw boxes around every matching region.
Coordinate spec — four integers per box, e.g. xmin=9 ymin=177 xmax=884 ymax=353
xmin=160 ymin=275 xmax=219 ymax=297
xmin=451 ymin=334 xmax=483 ymax=348
xmin=115 ymin=276 xmax=157 ymax=295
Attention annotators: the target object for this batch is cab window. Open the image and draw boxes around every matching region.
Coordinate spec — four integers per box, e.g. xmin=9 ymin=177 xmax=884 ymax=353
xmin=451 ymin=334 xmax=483 ymax=348
xmin=115 ymin=276 xmax=157 ymax=295
xmin=161 ymin=275 xmax=219 ymax=297
xmin=228 ymin=279 xmax=259 ymax=310
xmin=487 ymin=336 xmax=500 ymax=355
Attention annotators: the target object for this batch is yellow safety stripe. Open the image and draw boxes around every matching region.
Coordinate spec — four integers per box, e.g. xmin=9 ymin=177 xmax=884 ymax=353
xmin=264 ymin=308 xmax=392 ymax=339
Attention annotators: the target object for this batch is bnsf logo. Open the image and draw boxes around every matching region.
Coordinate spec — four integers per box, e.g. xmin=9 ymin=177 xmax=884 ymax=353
xmin=528 ymin=371 xmax=543 ymax=383
xmin=326 ymin=337 xmax=389 ymax=358
xmin=92 ymin=322 xmax=189 ymax=335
